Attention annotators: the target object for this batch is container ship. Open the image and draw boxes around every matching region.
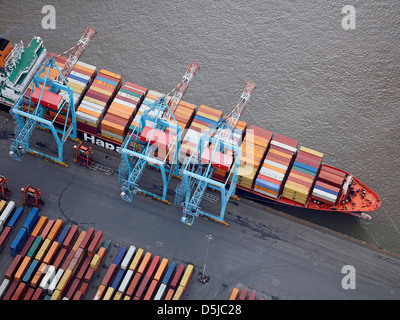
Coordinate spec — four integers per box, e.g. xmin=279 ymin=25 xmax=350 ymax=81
xmin=0 ymin=35 xmax=381 ymax=221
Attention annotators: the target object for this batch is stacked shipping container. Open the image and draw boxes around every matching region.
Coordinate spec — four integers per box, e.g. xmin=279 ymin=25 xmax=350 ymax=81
xmin=282 ymin=146 xmax=323 ymax=205
xmin=312 ymin=164 xmax=346 ymax=205
xmin=235 ymin=125 xmax=273 ymax=189
xmin=0 ymin=209 xmax=110 ymax=300
xmin=100 ymin=82 xmax=147 ymax=144
xmin=76 ymin=69 xmax=122 ymax=134
xmin=254 ymin=133 xmax=298 ymax=198
xmin=180 ymin=104 xmax=223 ymax=162
xmin=93 ymin=242 xmax=194 ymax=301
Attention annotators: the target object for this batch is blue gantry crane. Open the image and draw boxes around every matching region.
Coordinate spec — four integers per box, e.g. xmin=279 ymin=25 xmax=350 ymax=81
xmin=176 ymin=81 xmax=256 ymax=226
xmin=9 ymin=27 xmax=96 ymax=163
xmin=118 ymin=62 xmax=200 ymax=202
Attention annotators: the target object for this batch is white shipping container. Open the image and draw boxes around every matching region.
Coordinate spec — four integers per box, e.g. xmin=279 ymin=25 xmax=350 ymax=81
xmin=121 ymin=246 xmax=136 ymax=270
xmin=154 ymin=283 xmax=167 ymax=300
xmin=114 ymin=97 xmax=137 ymax=109
xmin=76 ymin=60 xmax=97 ymax=71
xmin=40 ymin=265 xmax=56 ymax=291
xmin=118 ymin=269 xmax=134 ymax=294
xmin=116 ymin=91 xmax=140 ymax=102
xmin=0 ymin=201 xmax=15 ymax=223
xmin=70 ymin=70 xmax=92 ymax=82
xmin=80 ymin=99 xmax=105 ymax=112
xmin=48 ymin=269 xmax=64 ymax=295
xmin=312 ymin=187 xmax=337 ymax=203
xmin=264 ymin=159 xmax=288 ymax=171
xmin=271 ymin=140 xmax=297 ymax=153
xmin=0 ymin=278 xmax=10 ymax=299
xmin=260 ymin=166 xmax=285 ymax=181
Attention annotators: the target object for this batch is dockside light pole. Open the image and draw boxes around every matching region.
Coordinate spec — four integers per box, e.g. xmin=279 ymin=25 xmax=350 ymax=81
xmin=199 ymin=234 xmax=213 ymax=283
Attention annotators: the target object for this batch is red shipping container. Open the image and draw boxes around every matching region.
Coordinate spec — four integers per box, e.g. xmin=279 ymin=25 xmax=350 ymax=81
xmin=146 ymin=256 xmax=161 ymax=278
xmin=135 ymin=274 xmax=151 ymax=300
xmin=265 ymin=153 xmax=291 ymax=167
xmin=101 ymin=263 xmax=117 ymax=286
xmin=269 ymin=144 xmax=294 ymax=157
xmin=87 ymin=231 xmax=103 ymax=257
xmin=320 ymin=165 xmax=347 ymax=179
xmin=238 ymin=289 xmax=248 ymax=300
xmin=143 ymin=279 xmax=158 ymax=300
xmin=170 ymin=265 xmax=185 ymax=290
xmin=85 ymin=89 xmax=110 ymax=104
xmin=61 ymin=249 xmax=76 ymax=271
xmin=287 ymin=176 xmax=313 ymax=189
xmin=63 ymin=225 xmax=78 ymax=249
xmin=84 ymin=267 xmax=94 ymax=283
xmin=249 ymin=125 xmax=273 ymax=141
xmin=91 ymin=81 xmax=115 ymax=93
xmin=76 ymin=257 xmax=91 ymax=280
xmin=40 ymin=219 xmax=54 ymax=239
xmin=201 ymin=148 xmax=232 ymax=172
xmin=297 ymin=150 xmax=322 ymax=163
xmin=273 ymin=133 xmax=298 ymax=148
xmin=53 ymin=247 xmax=67 ymax=270
xmin=3 ymin=279 xmax=18 ymax=300
xmin=295 ymin=153 xmax=321 ymax=169
xmin=0 ymin=226 xmax=12 ymax=248
xmin=126 ymin=272 xmax=142 ymax=297
xmin=19 ymin=235 xmax=35 ymax=257
xmin=124 ymin=82 xmax=148 ymax=95
xmin=248 ymin=290 xmax=257 ymax=300
xmin=72 ymin=290 xmax=83 ymax=300
xmin=79 ymin=281 xmax=88 ymax=295
xmin=31 ymin=288 xmax=43 ymax=300
xmin=318 ymin=170 xmax=344 ymax=188
xmin=65 ymin=278 xmax=80 ymax=300
xmin=79 ymin=227 xmax=95 ymax=250
xmin=11 ymin=282 xmax=27 ymax=300
xmin=31 ymin=88 xmax=63 ymax=111
xmin=256 ymin=174 xmax=282 ymax=187
xmin=23 ymin=287 xmax=35 ymax=300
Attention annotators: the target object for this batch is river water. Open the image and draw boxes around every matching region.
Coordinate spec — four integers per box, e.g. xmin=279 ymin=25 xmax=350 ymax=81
xmin=1 ymin=0 xmax=399 ymax=253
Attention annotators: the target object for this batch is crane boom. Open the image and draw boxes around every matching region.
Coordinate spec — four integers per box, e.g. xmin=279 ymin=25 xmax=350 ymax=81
xmin=220 ymin=81 xmax=256 ymax=142
xmin=162 ymin=62 xmax=200 ymax=121
xmin=54 ymin=26 xmax=97 ymax=83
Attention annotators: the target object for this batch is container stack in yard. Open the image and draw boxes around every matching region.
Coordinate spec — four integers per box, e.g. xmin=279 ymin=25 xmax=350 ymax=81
xmin=76 ymin=69 xmax=122 ymax=134
xmin=93 ymin=242 xmax=194 ymax=300
xmin=254 ymin=133 xmax=298 ymax=198
xmin=0 ymin=207 xmax=114 ymax=300
xmin=282 ymin=146 xmax=323 ymax=205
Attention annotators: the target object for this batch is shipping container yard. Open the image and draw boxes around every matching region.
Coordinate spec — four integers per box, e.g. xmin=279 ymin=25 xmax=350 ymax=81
xmin=0 ymin=26 xmax=399 ymax=303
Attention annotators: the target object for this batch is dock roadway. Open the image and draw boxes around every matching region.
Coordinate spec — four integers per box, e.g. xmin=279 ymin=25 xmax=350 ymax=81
xmin=0 ymin=114 xmax=399 ymax=300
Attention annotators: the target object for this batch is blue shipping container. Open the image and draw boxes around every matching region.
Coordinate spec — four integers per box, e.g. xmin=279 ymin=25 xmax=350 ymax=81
xmin=22 ymin=208 xmax=39 ymax=234
xmin=56 ymin=225 xmax=70 ymax=245
xmin=162 ymin=263 xmax=176 ymax=286
xmin=113 ymin=246 xmax=127 ymax=267
xmin=7 ymin=207 xmax=24 ymax=229
xmin=110 ymin=268 xmax=125 ymax=290
xmin=10 ymin=228 xmax=28 ymax=256
xmin=22 ymin=259 xmax=39 ymax=283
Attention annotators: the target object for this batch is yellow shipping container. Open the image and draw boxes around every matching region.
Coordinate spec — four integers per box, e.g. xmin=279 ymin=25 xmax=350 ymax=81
xmin=35 ymin=238 xmax=52 ymax=262
xmin=299 ymin=146 xmax=324 ymax=158
xmin=103 ymin=287 xmax=114 ymax=300
xmin=50 ymin=289 xmax=62 ymax=300
xmin=90 ymin=254 xmax=101 ymax=271
xmin=56 ymin=268 xmax=73 ymax=294
xmin=113 ymin=291 xmax=123 ymax=300
xmin=0 ymin=200 xmax=6 ymax=212
xmin=129 ymin=248 xmax=144 ymax=272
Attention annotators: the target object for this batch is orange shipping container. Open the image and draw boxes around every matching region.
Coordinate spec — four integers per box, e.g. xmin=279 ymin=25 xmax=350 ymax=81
xmin=31 ymin=216 xmax=48 ymax=238
xmin=43 ymin=241 xmax=60 ymax=265
xmin=47 ymin=219 xmax=63 ymax=242
xmin=14 ymin=256 xmax=31 ymax=282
